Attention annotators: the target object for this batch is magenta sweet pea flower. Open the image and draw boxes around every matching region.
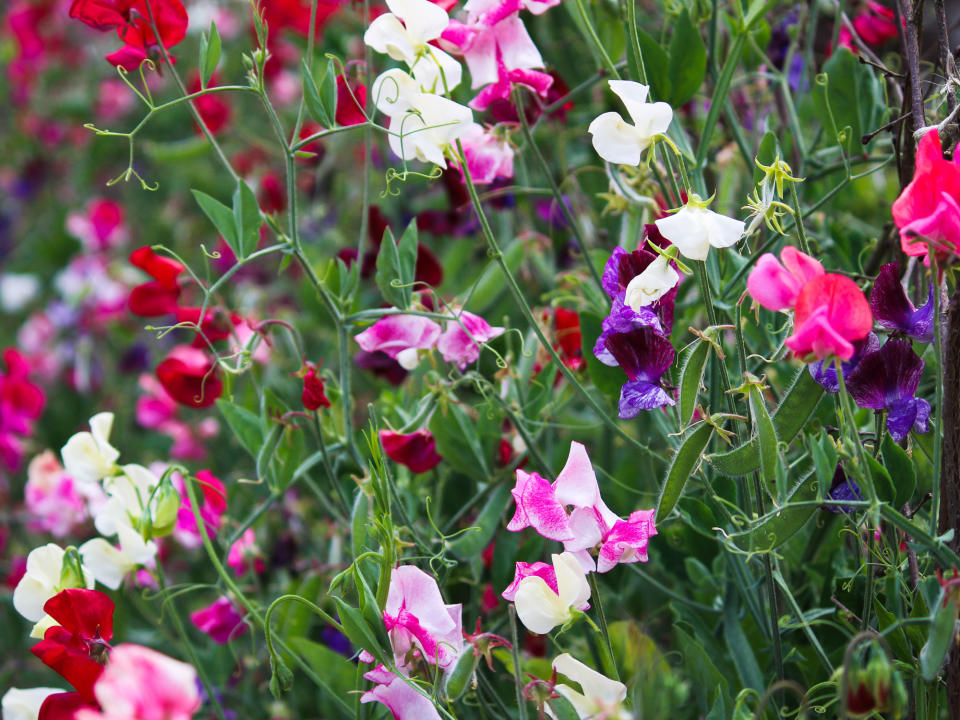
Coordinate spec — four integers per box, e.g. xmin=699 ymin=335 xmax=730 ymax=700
xmin=436 ymin=310 xmax=505 ymax=368
xmin=869 ymin=262 xmax=934 ymax=343
xmin=746 ymin=245 xmax=824 ymax=312
xmin=506 ymin=470 xmax=574 ymax=541
xmin=383 ymin=566 xmax=463 ymax=672
xmin=189 ymin=596 xmax=247 ymax=644
xmin=227 ymin=528 xmax=265 ymax=576
xmin=360 ymin=665 xmax=442 ymax=720
xmin=380 ymin=429 xmax=443 ymax=473
xmin=354 ymin=315 xmax=442 ymax=370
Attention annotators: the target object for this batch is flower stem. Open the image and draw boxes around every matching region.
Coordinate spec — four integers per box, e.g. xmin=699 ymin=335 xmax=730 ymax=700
xmin=587 ymin=573 xmax=620 ymax=682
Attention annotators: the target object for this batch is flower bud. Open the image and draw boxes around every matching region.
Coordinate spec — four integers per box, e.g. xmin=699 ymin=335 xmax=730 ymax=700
xmin=150 ymin=475 xmax=181 ymax=537
xmin=59 ymin=547 xmax=89 ymax=590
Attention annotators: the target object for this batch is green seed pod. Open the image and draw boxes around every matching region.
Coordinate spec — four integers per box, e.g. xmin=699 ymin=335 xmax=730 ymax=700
xmin=444 ymin=644 xmax=479 ymax=701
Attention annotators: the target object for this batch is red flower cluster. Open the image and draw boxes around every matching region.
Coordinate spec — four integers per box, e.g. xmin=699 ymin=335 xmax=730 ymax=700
xmin=68 ymin=0 xmax=188 ymax=70
xmin=300 ymin=362 xmax=331 ymax=411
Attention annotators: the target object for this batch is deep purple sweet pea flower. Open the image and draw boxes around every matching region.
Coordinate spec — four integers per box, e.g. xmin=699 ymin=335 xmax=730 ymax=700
xmin=808 ymin=333 xmax=880 ymax=393
xmin=823 ymin=464 xmax=862 ymax=514
xmin=845 ymin=340 xmax=931 ymax=442
xmin=600 ymin=238 xmax=677 ymax=333
xmin=593 ymin=296 xmax=664 ymax=366
xmin=604 ymin=326 xmax=676 ymax=418
xmin=869 ymin=263 xmax=934 ymax=342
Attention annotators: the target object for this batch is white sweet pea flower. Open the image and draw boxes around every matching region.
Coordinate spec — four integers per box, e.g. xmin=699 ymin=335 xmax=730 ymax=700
xmin=588 ymin=81 xmax=673 ymax=166
xmin=61 ymin=412 xmax=120 ymax=485
xmin=623 ymin=254 xmax=680 ymax=310
xmin=550 ymin=654 xmax=631 ymax=720
xmin=80 ymin=525 xmax=158 ymax=590
xmin=13 ymin=544 xmax=94 ymax=623
xmin=654 ymin=194 xmax=745 ymax=261
xmin=93 ymin=464 xmax=163 ymax=537
xmin=364 ymin=0 xmax=462 ymax=93
xmin=513 ymin=552 xmax=591 ymax=634
xmin=2 ymin=687 xmax=65 ymax=720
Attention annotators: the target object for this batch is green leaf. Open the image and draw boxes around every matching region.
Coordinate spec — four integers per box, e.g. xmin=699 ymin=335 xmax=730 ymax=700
xmin=216 ymin=399 xmax=262 ymax=458
xmin=635 ymin=27 xmax=671 ymax=102
xmin=375 ymin=222 xmax=418 ymax=309
xmin=448 ymin=483 xmax=512 ymax=559
xmin=332 ymin=597 xmax=391 ymax=666
xmin=288 ymin=637 xmax=356 ymax=701
xmin=430 ymin=402 xmax=491 ymax=479
xmin=920 ymin=590 xmax=957 ymax=681
xmin=232 ymin=179 xmax=262 ymax=259
xmin=200 ymin=21 xmax=221 ymax=88
xmin=193 ymin=189 xmax=239 ymax=256
xmin=813 ymin=46 xmax=883 ymax=153
xmin=809 ymin=432 xmax=838 ymax=489
xmin=678 ymin=340 xmax=709 ymax=427
xmin=579 ymin=312 xmax=625 ymax=399
xmin=881 ymin=434 xmax=917 ymax=509
xmin=707 ymin=369 xmax=823 ymax=476
xmin=866 ymin=453 xmax=896 ymax=505
xmin=748 ymin=385 xmax=778 ymax=483
xmin=667 ymin=10 xmax=707 ymax=106
xmin=657 ymin=422 xmax=714 ymax=522
xmin=727 ymin=470 xmax=818 ymax=552
xmin=302 ymin=59 xmax=337 ymax=128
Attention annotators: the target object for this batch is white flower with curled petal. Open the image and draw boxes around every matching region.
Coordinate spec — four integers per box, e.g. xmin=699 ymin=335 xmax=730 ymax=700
xmin=12 ymin=544 xmax=94 ymax=624
xmin=623 ymin=254 xmax=680 ymax=310
xmin=364 ymin=0 xmax=463 ymax=93
xmin=61 ymin=412 xmax=120 ymax=485
xmin=2 ymin=687 xmax=66 ymax=720
xmin=588 ymin=81 xmax=673 ymax=166
xmin=93 ymin=464 xmax=162 ymax=538
xmin=549 ymin=654 xmax=631 ymax=720
xmin=655 ymin=194 xmax=745 ymax=261
xmin=80 ymin=525 xmax=158 ymax=590
xmin=513 ymin=552 xmax=590 ymax=634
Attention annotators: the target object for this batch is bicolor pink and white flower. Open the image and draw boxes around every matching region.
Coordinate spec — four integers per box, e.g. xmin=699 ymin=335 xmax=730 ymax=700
xmin=360 ymin=665 xmax=442 ymax=720
xmin=383 ymin=565 xmax=463 ymax=671
xmin=510 ymin=552 xmax=590 ymax=634
xmin=436 ymin=310 xmax=505 ymax=368
xmin=355 ymin=314 xmax=442 ymax=370
xmin=506 ymin=442 xmax=657 ymax=572
xmin=24 ymin=451 xmax=89 ymax=538
xmin=227 ymin=528 xmax=265 ymax=576
xmin=459 ymin=123 xmax=514 ymax=184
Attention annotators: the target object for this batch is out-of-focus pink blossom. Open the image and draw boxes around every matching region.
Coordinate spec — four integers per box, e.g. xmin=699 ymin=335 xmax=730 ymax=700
xmin=65 ymin=199 xmax=127 ymax=253
xmin=838 ymin=1 xmax=898 ymax=52
xmin=96 ymin=79 xmax=137 ymax=122
xmin=360 ymin=665 xmax=442 ymax=720
xmin=355 ymin=315 xmax=442 ymax=370
xmin=136 ymin=375 xmax=218 ymax=460
xmin=227 ymin=529 xmax=265 ymax=575
xmin=24 ymin=451 xmax=88 ymax=538
xmin=172 ymin=470 xmax=226 ymax=549
xmin=0 ymin=348 xmax=46 ymax=473
xmin=74 ymin=644 xmax=200 ymax=720
xmin=436 ymin=310 xmax=505 ymax=368
xmin=384 ymin=565 xmax=463 ymax=672
xmin=459 ymin=124 xmax=514 ymax=184
xmin=189 ymin=596 xmax=247 ymax=644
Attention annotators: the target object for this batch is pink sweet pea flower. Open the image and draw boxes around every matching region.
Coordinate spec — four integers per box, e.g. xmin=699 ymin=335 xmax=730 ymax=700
xmin=360 ymin=665 xmax=442 ymax=720
xmin=355 ymin=316 xmax=442 ymax=370
xmin=74 ymin=644 xmax=200 ymax=720
xmin=459 ymin=123 xmax=514 ymax=184
xmin=506 ymin=442 xmax=658 ymax=572
xmin=172 ymin=470 xmax=226 ymax=549
xmin=383 ymin=566 xmax=463 ymax=672
xmin=65 ymin=198 xmax=127 ymax=252
xmin=746 ymin=246 xmax=824 ymax=312
xmin=786 ymin=274 xmax=873 ymax=361
xmin=892 ymin=129 xmax=960 ymax=260
xmin=189 ymin=596 xmax=247 ymax=644
xmin=501 ymin=561 xmax=558 ymax=601
xmin=24 ymin=451 xmax=88 ymax=538
xmin=227 ymin=529 xmax=265 ymax=576
xmin=436 ymin=310 xmax=505 ymax=368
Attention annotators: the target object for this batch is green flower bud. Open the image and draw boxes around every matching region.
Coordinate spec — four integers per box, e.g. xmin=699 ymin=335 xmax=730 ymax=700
xmin=150 ymin=475 xmax=181 ymax=538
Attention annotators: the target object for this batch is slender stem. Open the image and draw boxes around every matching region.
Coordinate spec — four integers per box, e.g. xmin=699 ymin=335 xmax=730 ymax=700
xmin=508 ymin=606 xmax=529 ymax=720
xmin=789 ymin=183 xmax=811 ymax=255
xmin=588 ymin=573 xmax=620 ymax=681
xmin=931 ymin=253 xmax=944 ymax=536
xmin=695 ymin=33 xmax=746 ymax=171
xmin=571 ymin=0 xmax=621 ymax=78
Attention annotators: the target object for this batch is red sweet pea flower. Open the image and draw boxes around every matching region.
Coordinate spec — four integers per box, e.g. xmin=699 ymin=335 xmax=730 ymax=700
xmin=260 ymin=0 xmax=341 ymax=36
xmin=156 ymin=345 xmax=223 ymax=409
xmin=129 ymin=246 xmax=184 ymax=317
xmin=788 ymin=274 xmax=873 ymax=361
xmin=380 ymin=429 xmax=443 ymax=473
xmin=175 ymin=307 xmax=236 ymax=345
xmin=39 ymin=691 xmax=97 ymax=720
xmin=187 ymin=72 xmax=232 ymax=135
xmin=335 ymin=75 xmax=367 ymax=126
xmin=30 ymin=589 xmax=115 ymax=702
xmin=69 ymin=0 xmax=188 ymax=70
xmin=300 ymin=363 xmax=331 ymax=411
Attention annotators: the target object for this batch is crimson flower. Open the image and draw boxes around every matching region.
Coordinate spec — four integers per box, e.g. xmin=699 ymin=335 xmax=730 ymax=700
xmin=380 ymin=429 xmax=443 ymax=473
xmin=68 ymin=0 xmax=188 ymax=70
xmin=300 ymin=363 xmax=331 ymax=411
xmin=156 ymin=345 xmax=223 ymax=409
xmin=31 ymin=589 xmax=115 ymax=702
xmin=187 ymin=72 xmax=232 ymax=135
xmin=128 ymin=246 xmax=183 ymax=317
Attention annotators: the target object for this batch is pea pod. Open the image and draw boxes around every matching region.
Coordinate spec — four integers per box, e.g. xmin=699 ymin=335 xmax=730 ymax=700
xmin=656 ymin=422 xmax=714 ymax=522
xmin=444 ymin=644 xmax=479 ymax=700
xmin=726 ymin=469 xmax=818 ymax=553
xmin=678 ymin=339 xmax=710 ymax=427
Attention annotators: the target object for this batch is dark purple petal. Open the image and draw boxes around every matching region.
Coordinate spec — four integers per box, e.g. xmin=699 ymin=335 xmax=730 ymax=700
xmin=870 ymin=263 xmax=934 ymax=343
xmin=887 ymin=398 xmax=919 ymax=442
xmin=914 ymin=398 xmax=932 ymax=434
xmin=354 ymin=351 xmax=409 ymax=385
xmin=907 ymin=285 xmax=935 ymax=342
xmin=602 ymin=247 xmax=628 ymax=298
xmin=808 ymin=333 xmax=880 ymax=393
xmin=600 ymin=246 xmax=659 ymax=299
xmin=618 ymin=380 xmax=675 ymax=419
xmin=605 ymin=326 xmax=676 ymax=383
xmin=845 ymin=340 xmax=924 ymax=410
xmin=594 ymin=297 xmax=664 ymax=366
xmin=823 ymin=464 xmax=862 ymax=513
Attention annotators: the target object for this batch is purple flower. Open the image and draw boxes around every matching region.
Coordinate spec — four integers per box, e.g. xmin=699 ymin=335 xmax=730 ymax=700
xmin=808 ymin=333 xmax=880 ymax=393
xmin=845 ymin=340 xmax=931 ymax=442
xmin=600 ymin=242 xmax=676 ymax=332
xmin=869 ymin=263 xmax=934 ymax=343
xmin=823 ymin=464 xmax=862 ymax=513
xmin=593 ymin=296 xmax=664 ymax=366
xmin=604 ymin=326 xmax=676 ymax=418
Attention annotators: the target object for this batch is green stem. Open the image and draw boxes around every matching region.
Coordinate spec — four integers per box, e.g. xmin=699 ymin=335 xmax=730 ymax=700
xmin=508 ymin=605 xmax=529 ymax=720
xmin=588 ymin=573 xmax=620 ymax=681
xmin=930 ymin=252 xmax=943 ymax=536
xmin=789 ymin=182 xmax=811 ymax=255
xmin=695 ymin=33 xmax=747 ymax=171
xmin=571 ymin=0 xmax=621 ymax=78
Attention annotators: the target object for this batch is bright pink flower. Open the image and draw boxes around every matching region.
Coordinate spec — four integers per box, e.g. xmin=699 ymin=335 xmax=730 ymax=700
xmin=189 ymin=597 xmax=247 ymax=644
xmin=501 ymin=561 xmax=557 ymax=601
xmin=746 ymin=246 xmax=824 ymax=312
xmin=506 ymin=470 xmax=573 ymax=541
xmin=380 ymin=430 xmax=443 ymax=473
xmin=383 ymin=566 xmax=463 ymax=672
xmin=360 ymin=665 xmax=442 ymax=720
xmin=69 ymin=0 xmax=189 ymax=70
xmin=227 ymin=529 xmax=265 ymax=575
xmin=0 ymin=347 xmax=45 ymax=472
xmin=354 ymin=316 xmax=442 ymax=370
xmin=838 ymin=1 xmax=898 ymax=51
xmin=25 ymin=451 xmax=88 ymax=538
xmin=459 ymin=124 xmax=514 ymax=184
xmin=173 ymin=470 xmax=226 ymax=549
xmin=436 ymin=311 xmax=505 ymax=368
xmin=156 ymin=346 xmax=222 ymax=409
xmin=65 ymin=199 xmax=127 ymax=252
xmin=892 ymin=129 xmax=960 ymax=259
xmin=786 ymin=274 xmax=873 ymax=361
xmin=74 ymin=644 xmax=200 ymax=720
xmin=128 ymin=246 xmax=183 ymax=318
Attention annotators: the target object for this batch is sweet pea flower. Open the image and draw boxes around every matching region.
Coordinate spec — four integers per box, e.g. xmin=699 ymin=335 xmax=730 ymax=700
xmin=65 ymin=199 xmax=127 ymax=253
xmin=787 ymin=275 xmax=873 ymax=361
xmin=588 ymin=81 xmax=673 ymax=166
xmin=459 ymin=123 xmax=514 ymax=184
xmin=846 ymin=340 xmax=931 ymax=442
xmin=13 ymin=544 xmax=94 ymax=624
xmin=384 ymin=565 xmax=463 ymax=671
xmin=380 ymin=429 xmax=443 ymax=473
xmin=24 ymin=451 xmax=89 ymax=538
xmin=79 ymin=525 xmax=158 ymax=590
xmin=746 ymin=245 xmax=824 ymax=312
xmin=604 ymin=326 xmax=676 ymax=418
xmin=128 ymin=246 xmax=183 ymax=318
xmin=623 ymin=254 xmax=679 ymax=310
xmin=156 ymin=345 xmax=223 ymax=409
xmin=61 ymin=413 xmax=120 ymax=486
xmin=74 ymin=644 xmax=201 ymax=720
xmin=436 ymin=310 xmax=505 ymax=368
xmin=360 ymin=665 xmax=442 ymax=720
xmin=891 ymin=130 xmax=960 ymax=259
xmin=2 ymin=688 xmax=65 ymax=720
xmin=300 ymin=362 xmax=330 ymax=411
xmin=68 ymin=0 xmax=189 ymax=70
xmin=364 ymin=0 xmax=463 ymax=93
xmin=355 ymin=314 xmax=442 ymax=370
xmin=512 ymin=552 xmax=590 ymax=634
xmin=172 ymin=469 xmax=226 ymax=549
xmin=468 ymin=59 xmax=553 ymax=111
xmin=654 ymin=195 xmax=744 ymax=261
xmin=227 ymin=529 xmax=265 ymax=575
xmin=869 ymin=262 xmax=934 ymax=342
xmin=501 ymin=561 xmax=559 ymax=601
xmin=551 ymin=653 xmax=630 ymax=720
xmin=189 ymin=597 xmax=247 ymax=644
